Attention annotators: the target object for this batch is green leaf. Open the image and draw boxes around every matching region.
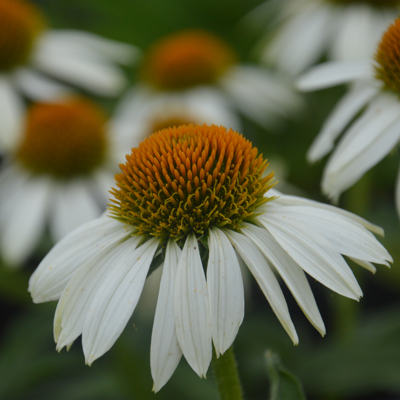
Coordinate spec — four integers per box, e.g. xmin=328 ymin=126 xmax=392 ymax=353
xmin=265 ymin=350 xmax=306 ymax=400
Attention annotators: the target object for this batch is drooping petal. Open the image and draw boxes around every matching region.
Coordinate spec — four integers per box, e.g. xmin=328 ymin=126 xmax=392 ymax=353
xmin=207 ymin=228 xmax=244 ymax=356
xmin=227 ymin=230 xmax=298 ymax=344
xmin=29 ymin=216 xmax=131 ymax=302
xmin=151 ymin=241 xmax=182 ymax=392
xmin=82 ymin=238 xmax=159 ymax=365
xmin=54 ymin=235 xmax=141 ymax=349
xmin=265 ymin=189 xmax=383 ymax=236
xmin=350 ymin=258 xmax=376 ymax=274
xmin=307 ymin=83 xmax=378 ymax=162
xmin=174 ymin=234 xmax=212 ymax=377
xmin=260 ymin=204 xmax=391 ymax=266
xmin=242 ymin=223 xmax=326 ymax=336
xmin=49 ymin=181 xmax=100 ymax=241
xmin=297 ymin=61 xmax=373 ymax=91
xmin=259 ymin=215 xmax=362 ymax=299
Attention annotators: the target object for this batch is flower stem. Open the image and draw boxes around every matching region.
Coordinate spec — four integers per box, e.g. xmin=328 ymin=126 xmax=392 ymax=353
xmin=212 ymin=346 xmax=244 ymax=400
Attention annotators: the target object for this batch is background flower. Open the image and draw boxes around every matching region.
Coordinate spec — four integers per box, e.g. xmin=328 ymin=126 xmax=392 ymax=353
xmin=257 ymin=0 xmax=398 ymax=76
xmin=297 ymin=18 xmax=400 ymax=216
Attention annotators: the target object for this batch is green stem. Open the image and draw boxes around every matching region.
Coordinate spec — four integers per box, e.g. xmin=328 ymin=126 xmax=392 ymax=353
xmin=212 ymin=346 xmax=244 ymax=400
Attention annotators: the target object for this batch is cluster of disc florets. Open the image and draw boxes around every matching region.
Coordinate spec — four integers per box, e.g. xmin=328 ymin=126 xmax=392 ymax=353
xmin=375 ymin=18 xmax=400 ymax=95
xmin=17 ymin=99 xmax=108 ymax=179
xmin=0 ymin=0 xmax=44 ymax=71
xmin=141 ymin=30 xmax=236 ymax=90
xmin=109 ymin=125 xmax=275 ymax=242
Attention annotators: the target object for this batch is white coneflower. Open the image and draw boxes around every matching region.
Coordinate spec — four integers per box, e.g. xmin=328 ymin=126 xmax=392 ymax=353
xmin=0 ymin=0 xmax=136 ymax=152
xmin=297 ymin=18 xmax=400 ymax=216
xmin=29 ymin=125 xmax=391 ymax=392
xmin=0 ymin=98 xmax=118 ymax=266
xmin=116 ymin=30 xmax=301 ymax=130
xmin=260 ymin=0 xmax=398 ymax=76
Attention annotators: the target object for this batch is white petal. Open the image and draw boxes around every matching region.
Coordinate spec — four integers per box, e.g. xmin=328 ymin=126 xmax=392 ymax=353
xmin=259 ymin=215 xmax=362 ymax=299
xmin=207 ymin=228 xmax=244 ymax=356
xmin=264 ymin=4 xmax=332 ymax=75
xmin=226 ymin=230 xmax=298 ymax=344
xmin=109 ymin=86 xmax=153 ymax=153
xmin=396 ymin=165 xmax=400 ymax=219
xmin=307 ymin=83 xmax=378 ymax=162
xmin=266 ymin=189 xmax=384 ymax=236
xmin=297 ymin=61 xmax=373 ymax=91
xmin=220 ymin=65 xmax=302 ymax=127
xmin=323 ymin=96 xmax=400 ymax=200
xmin=14 ymin=68 xmax=72 ymax=101
xmin=29 ymin=216 xmax=131 ymax=302
xmin=242 ymin=223 xmax=326 ymax=336
xmin=50 ymin=181 xmax=101 ymax=241
xmin=262 ymin=202 xmax=391 ymax=265
xmin=43 ymin=30 xmax=139 ymax=64
xmin=330 ymin=5 xmax=375 ymax=62
xmin=174 ymin=234 xmax=212 ymax=377
xmin=1 ymin=177 xmax=50 ymax=266
xmin=54 ymin=235 xmax=141 ymax=349
xmin=350 ymin=257 xmax=376 ymax=274
xmin=0 ymin=77 xmax=23 ymax=151
xmin=83 ymin=238 xmax=159 ymax=364
xmin=33 ymin=33 xmax=129 ymax=96
xmin=151 ymin=241 xmax=182 ymax=392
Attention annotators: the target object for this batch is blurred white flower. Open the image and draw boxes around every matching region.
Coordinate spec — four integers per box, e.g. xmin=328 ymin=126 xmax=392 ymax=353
xmin=0 ymin=0 xmax=137 ymax=152
xmin=261 ymin=0 xmax=397 ymax=76
xmin=110 ymin=86 xmax=240 ymax=161
xmin=297 ymin=18 xmax=400 ymax=216
xmin=29 ymin=125 xmax=390 ymax=392
xmin=117 ymin=30 xmax=301 ymax=132
xmin=0 ymin=98 xmax=120 ymax=266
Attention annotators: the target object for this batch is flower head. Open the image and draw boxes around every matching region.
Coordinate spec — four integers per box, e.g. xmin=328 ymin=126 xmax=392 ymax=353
xmin=29 ymin=125 xmax=391 ymax=391
xmin=141 ymin=30 xmax=235 ymax=90
xmin=0 ymin=0 xmax=44 ymax=72
xmin=17 ymin=99 xmax=108 ymax=179
xmin=110 ymin=125 xmax=274 ymax=242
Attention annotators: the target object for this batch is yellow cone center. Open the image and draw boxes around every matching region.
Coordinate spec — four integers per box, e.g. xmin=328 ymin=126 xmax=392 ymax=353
xmin=110 ymin=124 xmax=275 ymax=242
xmin=375 ymin=18 xmax=400 ymax=94
xmin=140 ymin=30 xmax=236 ymax=91
xmin=17 ymin=99 xmax=108 ymax=179
xmin=0 ymin=0 xmax=44 ymax=72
